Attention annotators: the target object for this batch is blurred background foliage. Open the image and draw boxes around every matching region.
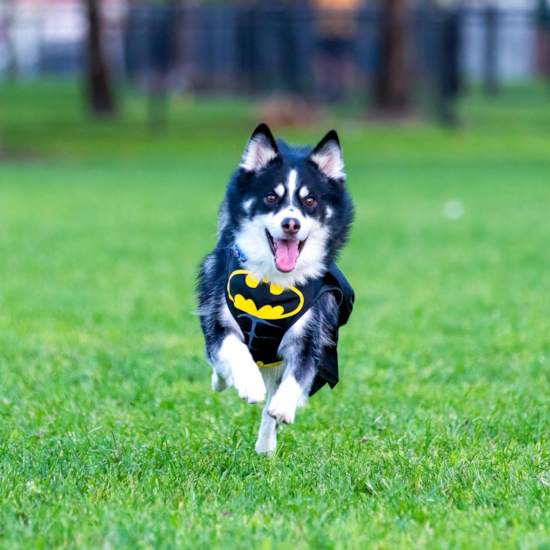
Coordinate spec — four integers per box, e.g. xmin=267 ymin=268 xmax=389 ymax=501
xmin=2 ymin=0 xmax=550 ymax=135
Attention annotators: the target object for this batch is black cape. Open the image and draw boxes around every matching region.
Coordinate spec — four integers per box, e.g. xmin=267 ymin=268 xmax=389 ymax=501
xmin=223 ymin=247 xmax=354 ymax=395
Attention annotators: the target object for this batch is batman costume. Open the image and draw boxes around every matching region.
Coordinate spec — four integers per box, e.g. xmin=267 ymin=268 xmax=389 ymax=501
xmin=223 ymin=246 xmax=354 ymax=395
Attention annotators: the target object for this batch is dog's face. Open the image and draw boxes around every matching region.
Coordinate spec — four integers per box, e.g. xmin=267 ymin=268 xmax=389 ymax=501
xmin=222 ymin=124 xmax=353 ymax=287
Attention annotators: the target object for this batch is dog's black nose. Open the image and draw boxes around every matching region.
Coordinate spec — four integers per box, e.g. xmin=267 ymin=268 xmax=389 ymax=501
xmin=281 ymin=217 xmax=301 ymax=236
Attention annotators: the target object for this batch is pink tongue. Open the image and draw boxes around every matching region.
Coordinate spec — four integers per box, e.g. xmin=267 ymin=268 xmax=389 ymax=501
xmin=275 ymin=239 xmax=300 ymax=272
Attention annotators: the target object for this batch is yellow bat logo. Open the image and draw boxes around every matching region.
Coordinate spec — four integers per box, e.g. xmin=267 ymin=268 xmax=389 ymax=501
xmin=227 ymin=270 xmax=304 ymax=320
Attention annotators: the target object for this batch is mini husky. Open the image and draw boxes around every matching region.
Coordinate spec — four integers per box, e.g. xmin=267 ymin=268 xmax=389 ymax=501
xmin=197 ymin=123 xmax=354 ymax=453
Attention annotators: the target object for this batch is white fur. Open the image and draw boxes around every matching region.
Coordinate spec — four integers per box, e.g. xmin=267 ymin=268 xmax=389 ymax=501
xmin=278 ymin=310 xmax=312 ymax=354
xmin=274 ymin=184 xmax=285 ymax=198
xmin=235 ymin=214 xmax=329 ymax=288
xmin=212 ymin=370 xmax=232 ymax=392
xmin=217 ymin=304 xmax=267 ymax=402
xmin=217 ymin=201 xmax=229 ymax=239
xmin=299 ymin=186 xmax=309 ymax=199
xmin=267 ymin=375 xmax=305 ymax=424
xmin=259 ymin=363 xmax=285 ymax=395
xmin=256 ymin=399 xmax=278 ymax=453
xmin=287 ymin=169 xmax=298 ymax=204
xmin=241 ymin=136 xmax=278 ymax=172
xmin=326 ymin=206 xmax=333 ymax=218
xmin=310 ymin=143 xmax=345 ymax=181
xmin=243 ymin=199 xmax=254 ymax=213
xmin=255 ymin=313 xmax=316 ymax=453
xmin=216 ymin=334 xmax=266 ymax=403
xmin=255 ymin=364 xmax=284 ymax=454
xmin=202 ymin=254 xmax=217 ymax=277
xmin=220 ymin=301 xmax=243 ymax=335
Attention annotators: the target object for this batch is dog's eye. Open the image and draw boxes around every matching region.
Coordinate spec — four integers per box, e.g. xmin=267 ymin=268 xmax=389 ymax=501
xmin=266 ymin=193 xmax=277 ymax=204
xmin=304 ymin=196 xmax=316 ymax=207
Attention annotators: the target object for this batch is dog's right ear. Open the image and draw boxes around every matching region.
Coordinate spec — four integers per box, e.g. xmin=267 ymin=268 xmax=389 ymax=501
xmin=309 ymin=130 xmax=345 ymax=182
xmin=240 ymin=123 xmax=279 ymax=172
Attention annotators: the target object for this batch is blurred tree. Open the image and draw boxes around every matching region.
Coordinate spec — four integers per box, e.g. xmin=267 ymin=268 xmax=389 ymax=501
xmin=536 ymin=0 xmax=550 ymax=78
xmin=374 ymin=0 xmax=411 ymax=115
xmin=4 ymin=0 xmax=16 ymax=80
xmin=85 ymin=0 xmax=117 ymax=115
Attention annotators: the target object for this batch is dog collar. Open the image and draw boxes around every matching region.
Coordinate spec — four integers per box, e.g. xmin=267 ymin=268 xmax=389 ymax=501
xmin=234 ymin=244 xmax=247 ymax=263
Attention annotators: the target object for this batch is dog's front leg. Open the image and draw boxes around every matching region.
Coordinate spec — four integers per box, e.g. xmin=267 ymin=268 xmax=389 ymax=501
xmin=267 ymin=357 xmax=315 ymax=425
xmin=266 ymin=312 xmax=318 ymax=425
xmin=213 ymin=333 xmax=266 ymax=404
xmin=256 ymin=395 xmax=278 ymax=453
xmin=256 ymin=366 xmax=284 ymax=454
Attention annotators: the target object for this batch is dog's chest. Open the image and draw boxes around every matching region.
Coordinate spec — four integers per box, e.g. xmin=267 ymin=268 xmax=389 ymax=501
xmin=224 ymin=250 xmax=323 ymax=368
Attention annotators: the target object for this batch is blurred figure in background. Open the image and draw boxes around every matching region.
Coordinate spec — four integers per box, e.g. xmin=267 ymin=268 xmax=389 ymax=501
xmin=311 ymin=0 xmax=362 ymax=102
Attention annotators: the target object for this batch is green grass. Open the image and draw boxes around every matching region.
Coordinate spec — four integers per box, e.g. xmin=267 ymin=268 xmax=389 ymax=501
xmin=1 ymin=81 xmax=550 ymax=549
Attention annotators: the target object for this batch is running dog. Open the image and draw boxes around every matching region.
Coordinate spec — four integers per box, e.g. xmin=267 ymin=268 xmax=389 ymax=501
xmin=197 ymin=123 xmax=354 ymax=453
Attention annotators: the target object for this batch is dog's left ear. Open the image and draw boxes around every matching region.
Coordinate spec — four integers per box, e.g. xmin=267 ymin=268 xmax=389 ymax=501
xmin=309 ymin=130 xmax=345 ymax=182
xmin=241 ymin=123 xmax=280 ymax=172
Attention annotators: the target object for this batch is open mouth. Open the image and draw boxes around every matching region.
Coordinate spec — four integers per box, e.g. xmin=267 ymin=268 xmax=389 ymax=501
xmin=266 ymin=230 xmax=306 ymax=273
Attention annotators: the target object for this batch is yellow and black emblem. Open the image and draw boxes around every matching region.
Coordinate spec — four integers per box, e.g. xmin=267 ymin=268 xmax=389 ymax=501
xmin=225 ymin=268 xmax=312 ymax=369
xmin=227 ymin=270 xmax=304 ymax=320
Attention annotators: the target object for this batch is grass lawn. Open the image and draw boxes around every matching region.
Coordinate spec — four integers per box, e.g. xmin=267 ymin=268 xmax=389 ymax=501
xmin=1 ymin=82 xmax=550 ymax=549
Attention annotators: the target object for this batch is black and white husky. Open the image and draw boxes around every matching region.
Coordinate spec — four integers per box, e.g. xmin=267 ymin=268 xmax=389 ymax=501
xmin=197 ymin=123 xmax=354 ymax=453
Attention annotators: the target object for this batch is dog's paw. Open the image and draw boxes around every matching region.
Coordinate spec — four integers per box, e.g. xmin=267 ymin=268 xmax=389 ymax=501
xmin=255 ymin=435 xmax=277 ymax=454
xmin=233 ymin=370 xmax=266 ymax=404
xmin=268 ymin=393 xmax=296 ymax=424
xmin=211 ymin=372 xmax=232 ymax=393
xmin=268 ymin=377 xmax=303 ymax=424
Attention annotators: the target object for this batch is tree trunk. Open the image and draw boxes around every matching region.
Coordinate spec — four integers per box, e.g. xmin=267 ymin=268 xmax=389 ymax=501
xmin=85 ymin=0 xmax=116 ymax=115
xmin=5 ymin=0 xmax=17 ymax=80
xmin=374 ymin=0 xmax=410 ymax=114
xmin=536 ymin=0 xmax=550 ymax=78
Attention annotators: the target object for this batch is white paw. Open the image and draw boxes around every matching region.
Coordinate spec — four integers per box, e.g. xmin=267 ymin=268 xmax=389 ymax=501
xmin=268 ymin=392 xmax=297 ymax=424
xmin=267 ymin=377 xmax=303 ymax=424
xmin=255 ymin=435 xmax=277 ymax=454
xmin=217 ymin=335 xmax=266 ymax=403
xmin=233 ymin=369 xmax=266 ymax=404
xmin=211 ymin=372 xmax=232 ymax=393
